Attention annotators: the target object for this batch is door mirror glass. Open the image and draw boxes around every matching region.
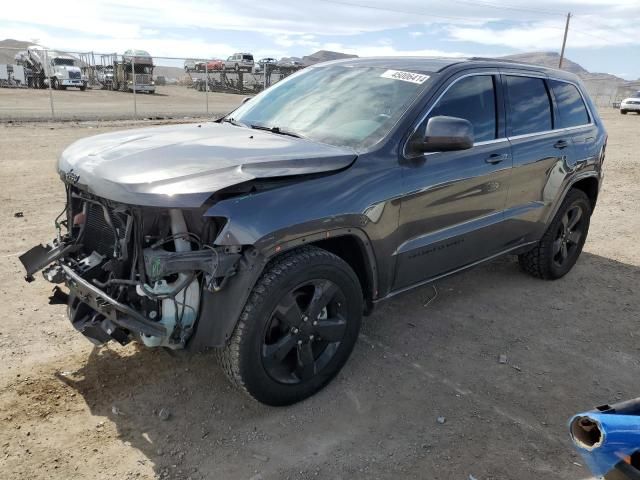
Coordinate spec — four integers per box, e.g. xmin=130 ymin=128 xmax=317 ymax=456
xmin=420 ymin=116 xmax=474 ymax=152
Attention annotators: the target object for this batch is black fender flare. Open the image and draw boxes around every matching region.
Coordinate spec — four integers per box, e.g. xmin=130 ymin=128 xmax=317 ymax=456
xmin=187 ymin=227 xmax=379 ymax=350
xmin=544 ymin=171 xmax=601 ymax=228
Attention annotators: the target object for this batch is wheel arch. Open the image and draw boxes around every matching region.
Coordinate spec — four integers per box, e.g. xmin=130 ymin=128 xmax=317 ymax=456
xmin=300 ymin=234 xmax=377 ymax=314
xmin=261 ymin=228 xmax=379 ymax=310
xmin=544 ymin=172 xmax=600 ymax=229
xmin=570 ymin=176 xmax=599 ymax=210
xmin=188 ymin=229 xmax=379 ymax=351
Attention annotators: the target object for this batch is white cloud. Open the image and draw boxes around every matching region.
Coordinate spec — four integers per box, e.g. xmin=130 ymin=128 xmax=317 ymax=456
xmin=0 ymin=0 xmax=639 ymax=62
xmin=448 ymin=16 xmax=639 ymax=50
xmin=317 ymin=42 xmax=477 ymax=58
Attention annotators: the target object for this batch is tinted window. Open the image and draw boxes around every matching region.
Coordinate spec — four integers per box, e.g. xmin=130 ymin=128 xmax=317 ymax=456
xmin=549 ymin=80 xmax=590 ymax=128
xmin=506 ymin=76 xmax=552 ymax=136
xmin=429 ymin=75 xmax=496 ymax=142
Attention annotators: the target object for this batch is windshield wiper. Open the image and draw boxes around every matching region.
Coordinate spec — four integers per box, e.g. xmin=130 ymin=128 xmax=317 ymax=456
xmin=221 ymin=117 xmax=246 ymax=127
xmin=250 ymin=124 xmax=303 ymax=139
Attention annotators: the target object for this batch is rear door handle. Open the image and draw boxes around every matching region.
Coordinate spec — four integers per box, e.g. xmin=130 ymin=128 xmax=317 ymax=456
xmin=485 ymin=153 xmax=509 ymax=164
xmin=554 ymin=140 xmax=570 ymax=149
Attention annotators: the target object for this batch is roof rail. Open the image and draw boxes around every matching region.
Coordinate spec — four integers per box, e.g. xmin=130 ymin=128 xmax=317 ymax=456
xmin=468 ymin=57 xmax=526 ymax=65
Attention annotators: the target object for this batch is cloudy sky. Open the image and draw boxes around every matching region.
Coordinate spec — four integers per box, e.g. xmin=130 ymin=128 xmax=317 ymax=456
xmin=2 ymin=0 xmax=640 ymax=78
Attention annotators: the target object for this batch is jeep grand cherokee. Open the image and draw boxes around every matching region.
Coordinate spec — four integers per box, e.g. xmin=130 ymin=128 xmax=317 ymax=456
xmin=21 ymin=57 xmax=606 ymax=405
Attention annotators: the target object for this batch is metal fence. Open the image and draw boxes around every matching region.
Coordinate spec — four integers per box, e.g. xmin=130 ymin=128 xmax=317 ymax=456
xmin=0 ymin=46 xmax=301 ymax=121
xmin=582 ymin=78 xmax=640 ymax=109
xmin=1 ymin=45 xmax=637 ymax=122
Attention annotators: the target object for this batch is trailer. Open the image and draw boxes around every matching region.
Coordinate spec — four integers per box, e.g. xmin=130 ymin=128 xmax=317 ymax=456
xmin=15 ymin=46 xmax=87 ymax=90
xmin=188 ymin=62 xmax=300 ymax=94
xmin=0 ymin=64 xmax=28 ymax=88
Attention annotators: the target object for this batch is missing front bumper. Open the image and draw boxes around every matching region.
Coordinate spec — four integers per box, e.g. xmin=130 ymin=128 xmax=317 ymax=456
xmin=61 ymin=264 xmax=166 ymax=338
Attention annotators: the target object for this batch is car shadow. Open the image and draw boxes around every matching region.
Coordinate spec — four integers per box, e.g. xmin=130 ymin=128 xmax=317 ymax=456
xmin=54 ymin=250 xmax=640 ymax=479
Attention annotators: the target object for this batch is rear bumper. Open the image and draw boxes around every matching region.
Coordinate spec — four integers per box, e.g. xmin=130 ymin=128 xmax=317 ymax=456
xmin=621 ymin=104 xmax=640 ymax=111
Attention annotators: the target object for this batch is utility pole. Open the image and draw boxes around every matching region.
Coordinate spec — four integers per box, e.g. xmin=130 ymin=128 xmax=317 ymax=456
xmin=559 ymin=12 xmax=571 ymax=69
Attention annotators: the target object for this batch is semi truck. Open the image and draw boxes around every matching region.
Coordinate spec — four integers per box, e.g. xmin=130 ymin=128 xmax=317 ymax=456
xmin=112 ymin=50 xmax=155 ymax=93
xmin=15 ymin=46 xmax=87 ymax=90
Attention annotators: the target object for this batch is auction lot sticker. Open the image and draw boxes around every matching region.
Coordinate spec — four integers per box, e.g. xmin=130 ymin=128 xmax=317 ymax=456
xmin=380 ymin=70 xmax=430 ymax=84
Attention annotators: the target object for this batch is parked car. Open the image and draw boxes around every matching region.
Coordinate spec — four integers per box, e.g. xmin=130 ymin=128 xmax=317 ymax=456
xmin=224 ymin=53 xmax=254 ymax=72
xmin=255 ymin=57 xmax=277 ymax=72
xmin=620 ymin=96 xmax=640 ymax=114
xmin=205 ymin=59 xmax=224 ymax=71
xmin=277 ymin=59 xmax=304 ymax=69
xmin=184 ymin=59 xmax=197 ymax=72
xmin=21 ymin=57 xmax=606 ymax=406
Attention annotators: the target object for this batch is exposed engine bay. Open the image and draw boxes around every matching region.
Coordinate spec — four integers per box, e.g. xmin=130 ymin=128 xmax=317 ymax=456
xmin=20 ymin=184 xmax=241 ymax=349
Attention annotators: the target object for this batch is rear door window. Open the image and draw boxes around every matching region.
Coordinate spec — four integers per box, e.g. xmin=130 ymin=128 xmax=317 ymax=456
xmin=429 ymin=75 xmax=497 ymax=142
xmin=505 ymin=76 xmax=553 ymax=136
xmin=548 ymin=79 xmax=590 ymax=128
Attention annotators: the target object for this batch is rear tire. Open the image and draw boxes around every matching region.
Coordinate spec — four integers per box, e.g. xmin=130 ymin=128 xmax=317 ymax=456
xmin=518 ymin=189 xmax=592 ymax=280
xmin=218 ymin=246 xmax=363 ymax=406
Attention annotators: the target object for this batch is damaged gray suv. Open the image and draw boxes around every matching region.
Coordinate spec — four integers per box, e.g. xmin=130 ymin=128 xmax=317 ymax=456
xmin=21 ymin=57 xmax=606 ymax=405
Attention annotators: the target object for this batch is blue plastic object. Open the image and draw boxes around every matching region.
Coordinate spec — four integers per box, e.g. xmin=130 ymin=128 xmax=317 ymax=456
xmin=570 ymin=398 xmax=640 ymax=478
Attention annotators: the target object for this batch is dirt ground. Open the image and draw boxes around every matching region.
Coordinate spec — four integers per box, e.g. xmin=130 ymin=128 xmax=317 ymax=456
xmin=0 ymin=109 xmax=638 ymax=480
xmin=0 ymin=85 xmax=243 ymax=121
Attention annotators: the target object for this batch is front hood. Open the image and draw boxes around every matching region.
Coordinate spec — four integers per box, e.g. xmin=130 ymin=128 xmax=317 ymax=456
xmin=56 ymin=66 xmax=81 ymax=74
xmin=59 ymin=122 xmax=357 ymax=207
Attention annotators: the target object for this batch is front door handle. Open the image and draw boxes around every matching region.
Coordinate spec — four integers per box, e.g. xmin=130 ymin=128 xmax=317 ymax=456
xmin=485 ymin=153 xmax=509 ymax=164
xmin=554 ymin=140 xmax=570 ymax=149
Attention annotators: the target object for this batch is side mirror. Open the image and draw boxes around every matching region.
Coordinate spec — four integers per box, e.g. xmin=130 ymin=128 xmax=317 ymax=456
xmin=418 ymin=116 xmax=474 ymax=152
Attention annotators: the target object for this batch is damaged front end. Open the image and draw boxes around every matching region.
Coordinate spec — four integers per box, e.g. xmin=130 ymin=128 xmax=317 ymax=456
xmin=20 ymin=184 xmax=240 ymax=349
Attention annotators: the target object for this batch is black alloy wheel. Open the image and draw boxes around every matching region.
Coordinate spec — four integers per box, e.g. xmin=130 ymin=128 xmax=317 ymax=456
xmin=261 ymin=279 xmax=348 ymax=384
xmin=218 ymin=246 xmax=363 ymax=406
xmin=552 ymin=204 xmax=585 ymax=269
xmin=519 ymin=189 xmax=592 ymax=279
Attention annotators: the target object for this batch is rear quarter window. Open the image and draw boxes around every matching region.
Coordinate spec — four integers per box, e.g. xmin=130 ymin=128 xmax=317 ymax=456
xmin=505 ymin=76 xmax=553 ymax=136
xmin=548 ymin=79 xmax=590 ymax=128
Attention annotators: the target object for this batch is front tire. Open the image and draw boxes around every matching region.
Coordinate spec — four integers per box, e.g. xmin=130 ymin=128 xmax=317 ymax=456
xmin=518 ymin=189 xmax=592 ymax=280
xmin=218 ymin=246 xmax=363 ymax=406
xmin=621 ymin=110 xmax=628 ymax=115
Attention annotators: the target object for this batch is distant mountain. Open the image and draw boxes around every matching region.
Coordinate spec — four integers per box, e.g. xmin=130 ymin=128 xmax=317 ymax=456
xmin=301 ymin=50 xmax=358 ymax=65
xmin=0 ymin=39 xmax=37 ymax=64
xmin=501 ymin=51 xmax=627 ymax=83
xmin=154 ymin=66 xmax=188 ymax=84
xmin=501 ymin=52 xmax=587 ymax=75
xmin=279 ymin=50 xmax=358 ymax=66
